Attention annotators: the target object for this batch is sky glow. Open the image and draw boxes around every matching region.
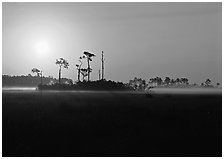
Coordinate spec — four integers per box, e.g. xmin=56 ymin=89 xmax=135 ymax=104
xmin=2 ymin=2 xmax=222 ymax=84
xmin=35 ymin=41 xmax=50 ymax=55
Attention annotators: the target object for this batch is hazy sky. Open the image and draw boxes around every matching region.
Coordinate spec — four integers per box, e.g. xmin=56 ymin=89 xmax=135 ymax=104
xmin=2 ymin=2 xmax=222 ymax=84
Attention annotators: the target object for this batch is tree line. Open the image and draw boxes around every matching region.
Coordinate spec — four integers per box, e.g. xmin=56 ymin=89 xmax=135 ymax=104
xmin=4 ymin=50 xmax=220 ymax=90
xmin=129 ymin=77 xmax=219 ymax=90
xmin=2 ymin=74 xmax=219 ymax=90
xmin=39 ymin=80 xmax=133 ymax=91
xmin=2 ymin=75 xmax=72 ymax=87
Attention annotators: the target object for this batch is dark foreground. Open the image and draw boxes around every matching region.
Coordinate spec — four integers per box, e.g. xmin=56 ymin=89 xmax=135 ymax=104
xmin=3 ymin=91 xmax=222 ymax=157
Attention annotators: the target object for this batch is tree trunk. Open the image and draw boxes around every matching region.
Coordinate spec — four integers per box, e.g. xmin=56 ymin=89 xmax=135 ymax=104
xmin=87 ymin=58 xmax=90 ymax=81
xmin=59 ymin=66 xmax=61 ymax=84
xmin=78 ymin=69 xmax=80 ymax=82
xmin=41 ymin=71 xmax=43 ymax=85
xmin=82 ymin=74 xmax=85 ymax=81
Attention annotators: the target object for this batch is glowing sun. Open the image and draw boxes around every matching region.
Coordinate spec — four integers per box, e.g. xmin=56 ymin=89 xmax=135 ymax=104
xmin=35 ymin=41 xmax=50 ymax=55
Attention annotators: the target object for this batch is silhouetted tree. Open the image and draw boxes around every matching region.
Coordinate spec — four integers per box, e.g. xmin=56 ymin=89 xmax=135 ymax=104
xmin=75 ymin=64 xmax=80 ymax=81
xmin=56 ymin=58 xmax=69 ymax=84
xmin=129 ymin=77 xmax=147 ymax=90
xmin=170 ymin=79 xmax=175 ymax=85
xmin=129 ymin=78 xmax=137 ymax=89
xmin=148 ymin=78 xmax=156 ymax=87
xmin=76 ymin=56 xmax=84 ymax=82
xmin=142 ymin=79 xmax=147 ymax=90
xmin=156 ymin=77 xmax=163 ymax=86
xmin=205 ymin=78 xmax=211 ymax=86
xmin=175 ymin=78 xmax=180 ymax=85
xmin=32 ymin=68 xmax=41 ymax=76
xmin=185 ymin=78 xmax=189 ymax=85
xmin=83 ymin=51 xmax=95 ymax=81
xmin=32 ymin=68 xmax=43 ymax=85
xmin=164 ymin=77 xmax=171 ymax=85
xmin=180 ymin=78 xmax=189 ymax=85
xmin=80 ymin=68 xmax=88 ymax=81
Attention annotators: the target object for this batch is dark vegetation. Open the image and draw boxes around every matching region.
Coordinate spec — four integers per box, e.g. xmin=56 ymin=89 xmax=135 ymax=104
xmin=2 ymin=75 xmax=72 ymax=87
xmin=38 ymin=80 xmax=133 ymax=91
xmin=129 ymin=77 xmax=217 ymax=91
xmin=2 ymin=74 xmax=217 ymax=91
xmin=3 ymin=91 xmax=222 ymax=157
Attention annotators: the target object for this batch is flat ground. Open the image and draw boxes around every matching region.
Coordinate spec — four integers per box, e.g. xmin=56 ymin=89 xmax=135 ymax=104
xmin=2 ymin=90 xmax=222 ymax=157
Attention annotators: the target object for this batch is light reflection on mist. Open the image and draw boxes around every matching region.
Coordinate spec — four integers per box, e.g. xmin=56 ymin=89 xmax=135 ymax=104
xmin=2 ymin=87 xmax=221 ymax=95
xmin=2 ymin=87 xmax=37 ymax=91
xmin=151 ymin=87 xmax=221 ymax=94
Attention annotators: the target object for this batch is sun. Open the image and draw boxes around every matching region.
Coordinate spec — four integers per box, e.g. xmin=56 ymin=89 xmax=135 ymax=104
xmin=35 ymin=41 xmax=49 ymax=55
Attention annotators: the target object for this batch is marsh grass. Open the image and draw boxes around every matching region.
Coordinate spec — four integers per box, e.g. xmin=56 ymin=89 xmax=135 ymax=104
xmin=3 ymin=91 xmax=222 ymax=157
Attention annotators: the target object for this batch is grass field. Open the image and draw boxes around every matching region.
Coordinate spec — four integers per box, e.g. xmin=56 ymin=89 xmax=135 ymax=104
xmin=2 ymin=90 xmax=222 ymax=157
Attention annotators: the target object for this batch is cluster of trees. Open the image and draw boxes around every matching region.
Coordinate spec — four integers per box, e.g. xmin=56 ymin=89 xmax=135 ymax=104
xmin=129 ymin=77 xmax=190 ymax=90
xmin=32 ymin=57 xmax=70 ymax=86
xmin=75 ymin=51 xmax=96 ymax=82
xmin=129 ymin=77 xmax=218 ymax=90
xmin=2 ymin=75 xmax=72 ymax=87
xmin=129 ymin=78 xmax=147 ymax=90
xmin=201 ymin=78 xmax=219 ymax=88
xmin=148 ymin=77 xmax=189 ymax=87
xmin=31 ymin=51 xmax=96 ymax=86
